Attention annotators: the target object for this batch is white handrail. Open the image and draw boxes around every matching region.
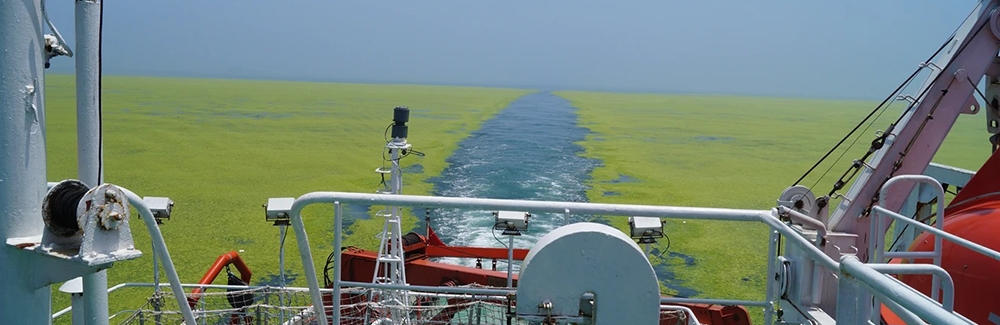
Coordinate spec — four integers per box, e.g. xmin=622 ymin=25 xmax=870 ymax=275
xmin=874 ymin=175 xmax=945 ymax=303
xmin=121 ymin=188 xmax=197 ymax=325
xmin=840 ymin=256 xmax=971 ymax=324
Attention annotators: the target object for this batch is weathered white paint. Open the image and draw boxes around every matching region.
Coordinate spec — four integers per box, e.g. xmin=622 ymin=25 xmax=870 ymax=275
xmin=75 ymin=0 xmax=109 ymax=322
xmin=0 ymin=0 xmax=52 ymax=322
xmin=517 ymin=222 xmax=660 ymax=324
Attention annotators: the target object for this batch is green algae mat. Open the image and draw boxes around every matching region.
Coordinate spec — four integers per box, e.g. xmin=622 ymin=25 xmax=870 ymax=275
xmin=558 ymin=90 xmax=992 ymax=322
xmin=43 ymin=74 xmax=529 ymax=319
xmin=41 ymin=74 xmax=992 ymax=323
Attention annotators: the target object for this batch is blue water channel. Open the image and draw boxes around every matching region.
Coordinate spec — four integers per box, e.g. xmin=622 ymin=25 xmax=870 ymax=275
xmin=423 ymin=91 xmax=699 ymax=296
xmin=426 ymin=92 xmax=597 ymax=253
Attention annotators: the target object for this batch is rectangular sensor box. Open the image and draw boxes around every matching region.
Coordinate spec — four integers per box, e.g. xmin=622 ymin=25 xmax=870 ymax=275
xmin=495 ymin=210 xmax=530 ymax=230
xmin=628 ymin=216 xmax=664 ymax=238
xmin=144 ymin=197 xmax=174 ymax=220
xmin=266 ymin=197 xmax=296 ymax=221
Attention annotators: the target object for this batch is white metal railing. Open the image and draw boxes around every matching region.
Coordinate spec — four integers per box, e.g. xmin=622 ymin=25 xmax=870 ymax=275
xmin=872 ymin=207 xmax=1000 ymax=262
xmin=53 ymin=282 xmax=519 ymax=321
xmin=120 ymin=187 xmax=197 ymax=325
xmin=288 ymin=192 xmax=779 ymax=325
xmin=867 ymin=174 xmax=1000 ymax=324
xmin=283 ymin=192 xmax=972 ymax=325
xmin=838 ymin=256 xmax=972 ymax=325
xmin=286 ymin=191 xmax=975 ymax=324
xmin=61 ymin=185 xmax=985 ymax=324
xmin=872 ymin=175 xmax=945 ymax=302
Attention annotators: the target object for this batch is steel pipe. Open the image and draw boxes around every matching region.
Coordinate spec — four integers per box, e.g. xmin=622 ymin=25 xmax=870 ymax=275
xmin=873 ymin=206 xmax=1000 ymax=262
xmin=340 ymin=281 xmax=515 ymax=296
xmin=660 ymin=305 xmax=700 ymax=325
xmin=53 ymin=281 xmax=514 ymax=320
xmin=868 ymin=263 xmax=955 ymax=311
xmin=877 ymin=175 xmax=945 ymax=301
xmin=296 ymin=192 xmax=765 ymax=221
xmin=121 ymin=188 xmax=197 ymax=325
xmin=840 ymin=256 xmax=970 ymax=325
xmin=777 ymin=206 xmax=827 ymax=246
xmin=759 ymin=210 xmax=840 ymax=271
xmin=289 ymin=196 xmax=328 ymax=325
xmin=883 ymin=251 xmax=937 ymax=259
xmin=333 ymin=202 xmax=343 ymax=325
xmin=763 ymin=230 xmax=778 ymax=325
xmin=880 ymin=297 xmax=928 ymax=325
xmin=866 ymin=262 xmax=955 ymax=325
xmin=658 ymin=297 xmax=768 ymax=307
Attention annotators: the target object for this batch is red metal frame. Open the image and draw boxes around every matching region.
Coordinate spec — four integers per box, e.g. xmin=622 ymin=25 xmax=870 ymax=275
xmin=331 ymin=226 xmax=751 ymax=325
xmin=189 ymin=250 xmax=252 ymax=300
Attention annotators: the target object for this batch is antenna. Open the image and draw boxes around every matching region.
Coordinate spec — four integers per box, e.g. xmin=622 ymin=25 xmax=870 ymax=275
xmin=370 ymin=106 xmax=412 ymax=324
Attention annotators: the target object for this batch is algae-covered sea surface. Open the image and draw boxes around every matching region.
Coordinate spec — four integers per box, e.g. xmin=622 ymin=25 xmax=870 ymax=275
xmin=44 ymin=74 xmax=530 ymax=319
xmin=44 ymin=74 xmax=992 ymax=323
xmin=556 ymin=90 xmax=990 ymax=321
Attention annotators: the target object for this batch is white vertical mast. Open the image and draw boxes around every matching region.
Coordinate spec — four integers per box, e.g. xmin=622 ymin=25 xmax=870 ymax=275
xmin=75 ymin=1 xmax=109 ymax=324
xmin=370 ymin=107 xmax=412 ymax=324
xmin=76 ymin=0 xmax=103 ymax=189
xmin=0 ymin=0 xmax=52 ymax=323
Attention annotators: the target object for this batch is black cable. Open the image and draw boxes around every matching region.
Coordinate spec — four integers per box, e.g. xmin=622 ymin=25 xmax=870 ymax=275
xmin=886 ymin=207 xmax=939 ymax=254
xmin=969 ymin=76 xmax=994 ymax=109
xmin=793 ymin=37 xmax=950 ymax=186
xmin=889 ymin=18 xmax=989 ymax=132
xmin=649 ymin=235 xmax=672 ymax=261
xmin=492 ymin=227 xmax=508 ymax=250
xmin=97 ymin=0 xmax=104 ymax=184
xmin=48 ymin=182 xmax=89 ymax=236
xmin=280 ymin=225 xmax=288 ymax=247
xmin=812 ymin=15 xmax=991 ymax=197
xmin=794 ymin=5 xmax=980 ymax=187
xmin=323 ymin=250 xmax=336 ymax=287
xmin=377 ymin=173 xmax=387 ymax=188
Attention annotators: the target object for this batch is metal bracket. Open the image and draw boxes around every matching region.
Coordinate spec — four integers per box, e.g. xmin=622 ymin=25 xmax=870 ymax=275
xmin=42 ymin=34 xmax=71 ymax=69
xmin=895 ymin=94 xmax=917 ymax=104
xmin=919 ymin=61 xmax=942 ymax=71
xmin=5 ymin=183 xmax=140 ymax=290
xmin=962 ymin=93 xmax=981 ymax=115
xmin=986 ymin=75 xmax=1000 ymax=133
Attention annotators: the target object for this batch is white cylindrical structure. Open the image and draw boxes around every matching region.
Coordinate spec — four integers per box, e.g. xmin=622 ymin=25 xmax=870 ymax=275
xmin=0 ymin=0 xmax=52 ymax=323
xmin=76 ymin=0 xmax=102 ymax=187
xmin=516 ymin=222 xmax=661 ymax=324
xmin=76 ymin=1 xmax=108 ymax=324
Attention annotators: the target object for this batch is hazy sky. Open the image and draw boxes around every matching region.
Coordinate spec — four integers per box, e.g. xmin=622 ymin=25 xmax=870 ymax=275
xmin=45 ymin=1 xmax=977 ymax=99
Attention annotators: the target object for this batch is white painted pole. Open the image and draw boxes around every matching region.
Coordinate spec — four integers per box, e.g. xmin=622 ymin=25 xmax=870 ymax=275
xmin=75 ymin=1 xmax=102 ymax=187
xmin=0 ymin=1 xmax=53 ymax=324
xmin=279 ymin=224 xmax=287 ymax=286
xmin=71 ymin=293 xmax=85 ymax=325
xmin=507 ymin=235 xmax=514 ymax=288
xmin=152 ymin=247 xmax=159 ymax=290
xmin=152 ymin=244 xmax=162 ymax=325
xmin=76 ymin=0 xmax=109 ymax=324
